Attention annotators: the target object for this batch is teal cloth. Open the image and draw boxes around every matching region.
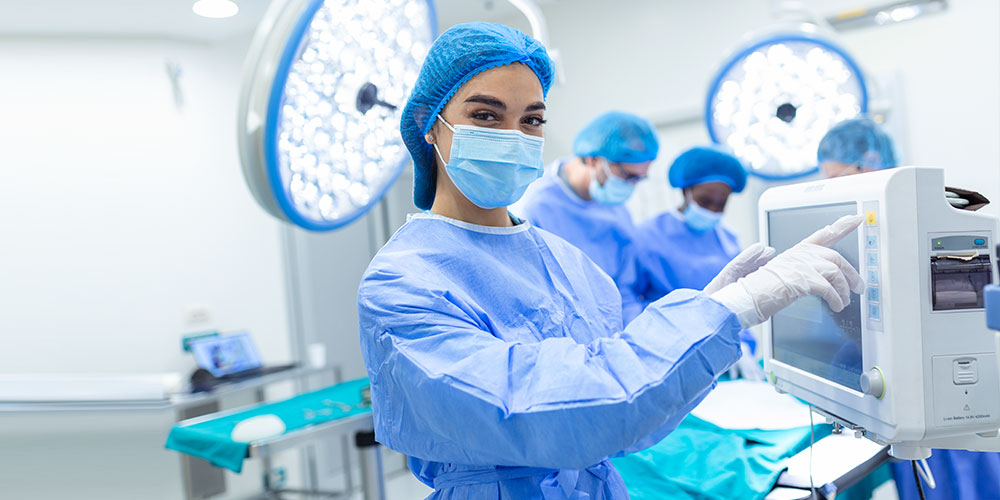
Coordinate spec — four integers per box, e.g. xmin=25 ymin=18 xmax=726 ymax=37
xmin=612 ymin=415 xmax=833 ymax=500
xmin=165 ymin=378 xmax=371 ymax=473
xmin=838 ymin=463 xmax=893 ymax=500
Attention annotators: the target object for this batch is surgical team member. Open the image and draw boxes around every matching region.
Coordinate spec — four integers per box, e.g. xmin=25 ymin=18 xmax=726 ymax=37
xmin=634 ymin=147 xmax=763 ymax=374
xmin=517 ymin=111 xmax=657 ymax=323
xmin=358 ymin=22 xmax=865 ymax=499
xmin=818 ymin=117 xmax=1000 ymax=500
xmin=634 ymin=147 xmax=750 ymax=300
xmin=818 ymin=117 xmax=896 ymax=177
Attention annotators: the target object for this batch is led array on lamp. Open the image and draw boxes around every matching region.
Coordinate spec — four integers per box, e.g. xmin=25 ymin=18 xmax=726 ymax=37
xmin=706 ymin=35 xmax=868 ymax=179
xmin=274 ymin=0 xmax=432 ymax=224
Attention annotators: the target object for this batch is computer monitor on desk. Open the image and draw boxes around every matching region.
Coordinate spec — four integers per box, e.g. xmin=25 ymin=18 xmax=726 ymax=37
xmin=759 ymin=167 xmax=1000 ymax=459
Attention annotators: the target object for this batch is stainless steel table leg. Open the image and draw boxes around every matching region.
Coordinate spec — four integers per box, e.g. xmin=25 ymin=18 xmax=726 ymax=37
xmin=341 ymin=434 xmax=354 ymax=493
xmin=356 ymin=431 xmax=386 ymax=500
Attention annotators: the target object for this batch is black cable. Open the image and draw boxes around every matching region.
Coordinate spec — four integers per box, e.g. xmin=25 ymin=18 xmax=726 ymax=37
xmin=912 ymin=460 xmax=926 ymax=500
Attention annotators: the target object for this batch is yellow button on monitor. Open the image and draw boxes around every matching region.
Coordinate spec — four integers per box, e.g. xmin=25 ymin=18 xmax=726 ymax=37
xmin=865 ymin=211 xmax=877 ymax=225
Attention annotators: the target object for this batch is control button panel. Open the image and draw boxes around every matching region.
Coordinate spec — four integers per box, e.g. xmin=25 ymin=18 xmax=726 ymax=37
xmin=862 ymin=201 xmax=882 ymax=331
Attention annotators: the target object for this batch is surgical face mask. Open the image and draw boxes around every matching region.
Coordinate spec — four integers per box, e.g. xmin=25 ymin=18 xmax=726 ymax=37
xmin=433 ymin=115 xmax=544 ymax=209
xmin=588 ymin=160 xmax=635 ymax=205
xmin=683 ymin=199 xmax=723 ymax=233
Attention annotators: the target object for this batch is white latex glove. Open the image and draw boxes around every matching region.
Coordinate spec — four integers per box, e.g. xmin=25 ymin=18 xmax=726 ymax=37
xmin=703 ymin=243 xmax=778 ymax=295
xmin=712 ymin=214 xmax=866 ymax=328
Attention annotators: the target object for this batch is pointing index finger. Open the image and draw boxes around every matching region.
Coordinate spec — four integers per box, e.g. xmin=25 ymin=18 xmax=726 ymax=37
xmin=802 ymin=214 xmax=865 ymax=247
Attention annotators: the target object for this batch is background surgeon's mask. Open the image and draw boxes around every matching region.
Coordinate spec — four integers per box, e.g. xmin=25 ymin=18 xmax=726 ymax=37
xmin=433 ymin=116 xmax=544 ymax=209
xmin=683 ymin=200 xmax=722 ymax=233
xmin=589 ymin=160 xmax=635 ymax=205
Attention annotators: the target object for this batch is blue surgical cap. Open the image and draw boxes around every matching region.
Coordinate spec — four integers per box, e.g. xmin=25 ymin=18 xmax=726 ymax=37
xmin=668 ymin=147 xmax=748 ymax=193
xmin=573 ymin=111 xmax=659 ymax=164
xmin=401 ymin=22 xmax=554 ymax=210
xmin=817 ymin=117 xmax=897 ymax=169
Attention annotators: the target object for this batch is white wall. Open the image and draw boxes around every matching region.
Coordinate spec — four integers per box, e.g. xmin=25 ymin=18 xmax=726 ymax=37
xmin=0 ymin=36 xmax=291 ymax=374
xmin=0 ymin=34 xmax=298 ymax=499
xmin=477 ymin=0 xmax=1000 ymax=242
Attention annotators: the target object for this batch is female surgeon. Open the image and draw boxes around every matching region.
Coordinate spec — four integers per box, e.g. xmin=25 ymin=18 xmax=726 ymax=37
xmin=357 ymin=22 xmax=865 ymax=499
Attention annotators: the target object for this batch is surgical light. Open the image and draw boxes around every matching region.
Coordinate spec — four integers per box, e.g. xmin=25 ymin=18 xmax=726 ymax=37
xmin=192 ymin=0 xmax=239 ymax=19
xmin=238 ymin=0 xmax=437 ymax=231
xmin=705 ymin=33 xmax=868 ymax=179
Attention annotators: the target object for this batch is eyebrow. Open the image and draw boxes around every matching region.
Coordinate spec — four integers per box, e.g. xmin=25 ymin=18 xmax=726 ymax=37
xmin=464 ymin=94 xmax=506 ymax=110
xmin=463 ymin=95 xmax=547 ymax=113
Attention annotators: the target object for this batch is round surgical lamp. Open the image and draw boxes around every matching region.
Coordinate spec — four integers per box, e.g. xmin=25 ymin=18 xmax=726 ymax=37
xmin=705 ymin=32 xmax=868 ymax=179
xmin=239 ymin=0 xmax=437 ymax=231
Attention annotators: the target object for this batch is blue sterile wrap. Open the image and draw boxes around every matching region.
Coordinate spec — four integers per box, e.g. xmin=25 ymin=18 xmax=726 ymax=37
xmin=165 ymin=378 xmax=370 ymax=473
xmin=612 ymin=415 xmax=832 ymax=499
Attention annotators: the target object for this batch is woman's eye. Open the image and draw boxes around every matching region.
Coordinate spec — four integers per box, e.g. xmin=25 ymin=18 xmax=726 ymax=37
xmin=471 ymin=111 xmax=498 ymax=122
xmin=523 ymin=116 xmax=547 ymax=126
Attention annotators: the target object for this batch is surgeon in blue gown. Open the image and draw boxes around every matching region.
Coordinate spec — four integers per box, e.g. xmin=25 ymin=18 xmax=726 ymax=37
xmin=634 ymin=147 xmax=759 ymax=355
xmin=516 ymin=112 xmax=658 ymax=323
xmin=635 ymin=147 xmax=747 ymax=299
xmin=818 ymin=117 xmax=1000 ymax=500
xmin=357 ymin=22 xmax=865 ymax=500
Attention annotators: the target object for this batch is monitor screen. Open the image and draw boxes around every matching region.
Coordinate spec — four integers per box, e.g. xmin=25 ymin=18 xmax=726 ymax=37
xmin=190 ymin=332 xmax=262 ymax=377
xmin=768 ymin=202 xmax=863 ymax=392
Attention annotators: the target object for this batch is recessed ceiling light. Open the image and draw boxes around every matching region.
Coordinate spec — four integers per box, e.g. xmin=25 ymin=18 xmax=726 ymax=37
xmin=192 ymin=0 xmax=239 ymax=19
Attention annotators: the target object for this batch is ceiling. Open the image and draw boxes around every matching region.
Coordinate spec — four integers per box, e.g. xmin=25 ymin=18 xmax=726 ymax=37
xmin=0 ymin=0 xmax=924 ymax=43
xmin=0 ymin=0 xmax=544 ymax=43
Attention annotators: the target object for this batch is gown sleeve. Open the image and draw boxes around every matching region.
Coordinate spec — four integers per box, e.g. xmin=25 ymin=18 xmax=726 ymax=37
xmin=358 ymin=267 xmax=743 ymax=470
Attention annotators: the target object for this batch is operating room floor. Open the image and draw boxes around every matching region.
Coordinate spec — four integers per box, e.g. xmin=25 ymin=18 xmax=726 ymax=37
xmin=357 ymin=470 xmax=899 ymax=500
xmin=348 ymin=469 xmax=431 ymax=500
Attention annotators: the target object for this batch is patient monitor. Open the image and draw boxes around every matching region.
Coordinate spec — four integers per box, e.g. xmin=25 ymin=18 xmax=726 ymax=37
xmin=759 ymin=166 xmax=1000 ymax=459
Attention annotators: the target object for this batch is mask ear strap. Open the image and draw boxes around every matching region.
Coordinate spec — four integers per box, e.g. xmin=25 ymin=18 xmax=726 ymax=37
xmin=433 ymin=143 xmax=449 ymax=166
xmin=436 ymin=114 xmax=455 ymax=132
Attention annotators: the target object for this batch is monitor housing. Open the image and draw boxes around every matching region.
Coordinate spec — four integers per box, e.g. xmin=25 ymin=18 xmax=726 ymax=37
xmin=760 ymin=167 xmax=1000 ymax=459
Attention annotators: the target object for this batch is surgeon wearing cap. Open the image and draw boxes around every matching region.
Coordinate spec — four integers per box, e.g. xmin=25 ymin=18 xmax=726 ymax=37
xmin=357 ymin=22 xmax=866 ymax=499
xmin=634 ymin=147 xmax=766 ymax=376
xmin=516 ymin=111 xmax=657 ymax=323
xmin=818 ymin=117 xmax=1000 ymax=500
xmin=818 ymin=117 xmax=897 ymax=178
xmin=635 ymin=147 xmax=754 ymax=300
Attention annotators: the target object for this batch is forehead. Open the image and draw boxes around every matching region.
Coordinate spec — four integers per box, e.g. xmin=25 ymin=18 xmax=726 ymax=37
xmin=692 ymin=181 xmax=732 ymax=195
xmin=450 ymin=63 xmax=544 ymax=104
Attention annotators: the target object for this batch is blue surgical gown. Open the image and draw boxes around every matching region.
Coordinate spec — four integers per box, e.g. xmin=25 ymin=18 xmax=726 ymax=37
xmin=357 ymin=213 xmax=743 ymax=499
xmin=634 ymin=210 xmax=741 ymax=298
xmin=633 ymin=211 xmax=757 ymax=352
xmin=516 ymin=159 xmax=644 ymax=323
xmin=891 ymin=450 xmax=1000 ymax=500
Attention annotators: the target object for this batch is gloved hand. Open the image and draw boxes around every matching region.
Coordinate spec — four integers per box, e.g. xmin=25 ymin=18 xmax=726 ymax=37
xmin=703 ymin=242 xmax=777 ymax=295
xmin=711 ymin=215 xmax=866 ymax=328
